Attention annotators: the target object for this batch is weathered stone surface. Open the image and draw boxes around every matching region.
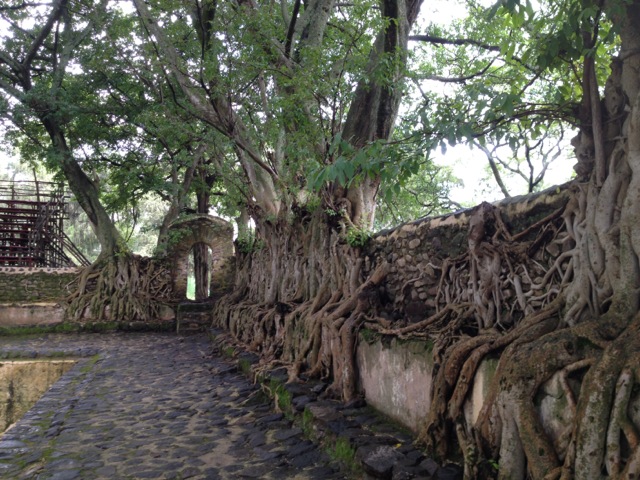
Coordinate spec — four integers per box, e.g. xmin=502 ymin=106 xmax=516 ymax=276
xmin=0 ymin=334 xmax=345 ymax=479
xmin=0 ymin=268 xmax=78 ymax=304
xmin=419 ymin=458 xmax=440 ymax=476
xmin=435 ymin=463 xmax=464 ymax=480
xmin=0 ymin=359 xmax=75 ymax=433
xmin=356 ymin=336 xmax=433 ymax=432
xmin=164 ymin=215 xmax=234 ymax=300
xmin=362 ymin=445 xmax=406 ymax=479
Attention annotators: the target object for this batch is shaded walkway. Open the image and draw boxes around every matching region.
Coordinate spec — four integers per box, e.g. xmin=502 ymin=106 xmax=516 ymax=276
xmin=0 ymin=333 xmax=344 ymax=480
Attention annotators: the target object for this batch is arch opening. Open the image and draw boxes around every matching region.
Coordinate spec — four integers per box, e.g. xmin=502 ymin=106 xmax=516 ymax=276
xmin=186 ymin=242 xmax=213 ymax=300
xmin=164 ymin=215 xmax=234 ymax=302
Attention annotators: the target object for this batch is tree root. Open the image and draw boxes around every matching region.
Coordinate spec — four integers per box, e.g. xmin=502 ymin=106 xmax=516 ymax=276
xmin=66 ymin=254 xmax=173 ymax=323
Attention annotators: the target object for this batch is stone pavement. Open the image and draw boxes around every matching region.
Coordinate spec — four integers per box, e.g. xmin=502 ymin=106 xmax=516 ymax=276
xmin=0 ymin=333 xmax=349 ymax=480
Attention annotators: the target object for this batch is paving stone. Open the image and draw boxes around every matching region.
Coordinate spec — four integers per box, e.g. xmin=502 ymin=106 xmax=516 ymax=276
xmin=0 ymin=440 xmax=26 ymax=448
xmin=180 ymin=466 xmax=201 ymax=478
xmin=362 ymin=445 xmax=406 ymax=479
xmin=238 ymin=464 xmax=273 ymax=478
xmin=419 ymin=457 xmax=440 ymax=476
xmin=287 ymin=440 xmax=316 ymax=458
xmin=95 ymin=465 xmax=117 ymax=476
xmin=247 ymin=431 xmax=266 ymax=447
xmin=435 ymin=463 xmax=464 ymax=480
xmin=255 ymin=412 xmax=284 ymax=424
xmin=293 ymin=394 xmax=315 ymax=411
xmin=273 ymin=427 xmax=303 ymax=441
xmin=43 ymin=470 xmax=82 ymax=480
xmin=0 ymin=332 xmax=437 ymax=480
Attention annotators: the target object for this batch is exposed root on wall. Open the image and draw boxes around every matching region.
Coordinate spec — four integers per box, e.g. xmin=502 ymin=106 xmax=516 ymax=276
xmin=66 ymin=254 xmax=173 ymax=322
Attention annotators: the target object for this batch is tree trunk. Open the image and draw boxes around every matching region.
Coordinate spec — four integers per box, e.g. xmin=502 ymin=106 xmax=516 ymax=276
xmin=414 ymin=3 xmax=640 ymax=478
xmin=193 ymin=165 xmax=217 ymax=301
xmin=213 ymin=3 xmax=640 ymax=478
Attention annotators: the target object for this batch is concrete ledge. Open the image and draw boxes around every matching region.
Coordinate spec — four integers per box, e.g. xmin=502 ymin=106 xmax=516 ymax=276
xmin=209 ymin=328 xmax=462 ymax=480
xmin=0 ymin=303 xmax=65 ymax=327
xmin=356 ymin=335 xmax=433 ymax=432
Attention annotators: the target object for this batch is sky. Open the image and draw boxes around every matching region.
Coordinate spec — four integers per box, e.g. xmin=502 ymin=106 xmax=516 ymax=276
xmin=0 ymin=0 xmax=576 ymax=207
xmin=416 ymin=0 xmax=575 ymax=205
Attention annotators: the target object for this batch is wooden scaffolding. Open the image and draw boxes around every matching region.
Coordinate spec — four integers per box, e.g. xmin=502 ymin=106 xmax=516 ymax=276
xmin=0 ymin=181 xmax=90 ymax=267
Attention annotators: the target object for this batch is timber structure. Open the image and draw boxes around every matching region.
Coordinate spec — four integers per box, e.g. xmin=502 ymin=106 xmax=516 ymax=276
xmin=0 ymin=180 xmax=89 ymax=267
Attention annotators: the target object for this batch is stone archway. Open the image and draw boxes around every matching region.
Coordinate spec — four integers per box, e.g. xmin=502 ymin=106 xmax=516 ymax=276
xmin=164 ymin=215 xmax=234 ymax=300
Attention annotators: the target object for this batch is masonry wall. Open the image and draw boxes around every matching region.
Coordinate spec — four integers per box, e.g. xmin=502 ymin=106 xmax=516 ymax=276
xmin=0 ymin=267 xmax=79 ymax=303
xmin=355 ymin=186 xmax=574 ymax=433
xmin=363 ymin=187 xmax=570 ymax=318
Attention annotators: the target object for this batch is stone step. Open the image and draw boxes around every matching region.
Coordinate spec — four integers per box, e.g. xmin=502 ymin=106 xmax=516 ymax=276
xmin=176 ymin=302 xmax=213 ymax=333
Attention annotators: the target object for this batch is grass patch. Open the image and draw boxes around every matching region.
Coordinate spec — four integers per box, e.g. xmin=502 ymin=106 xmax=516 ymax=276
xmin=301 ymin=407 xmax=315 ymax=438
xmin=329 ymin=436 xmax=359 ymax=473
xmin=266 ymin=377 xmax=293 ymax=418
xmin=0 ymin=320 xmax=175 ymax=337
xmin=238 ymin=358 xmax=252 ymax=375
xmin=81 ymin=322 xmax=119 ymax=333
xmin=0 ymin=323 xmax=79 ymax=336
xmin=359 ymin=327 xmax=380 ymax=344
xmin=80 ymin=354 xmax=101 ymax=374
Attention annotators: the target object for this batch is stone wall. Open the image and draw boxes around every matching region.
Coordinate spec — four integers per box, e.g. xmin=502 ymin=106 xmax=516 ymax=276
xmin=0 ymin=215 xmax=236 ymax=327
xmin=356 ymin=336 xmax=434 ymax=429
xmin=354 ymin=184 xmax=575 ymax=434
xmin=0 ymin=267 xmax=79 ymax=303
xmin=363 ymin=186 xmax=571 ymax=319
xmin=164 ymin=215 xmax=235 ymax=299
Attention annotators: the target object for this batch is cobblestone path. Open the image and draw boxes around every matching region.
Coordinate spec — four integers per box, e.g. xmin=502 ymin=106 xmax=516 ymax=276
xmin=0 ymin=333 xmax=346 ymax=480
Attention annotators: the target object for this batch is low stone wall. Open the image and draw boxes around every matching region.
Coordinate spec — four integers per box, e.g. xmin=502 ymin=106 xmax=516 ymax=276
xmin=353 ymin=183 xmax=627 ymax=445
xmin=0 ymin=268 xmax=77 ymax=327
xmin=356 ymin=336 xmax=433 ymax=429
xmin=356 ymin=332 xmax=640 ymax=444
xmin=0 ymin=303 xmax=66 ymax=327
xmin=363 ymin=186 xmax=571 ymax=317
xmin=0 ymin=267 xmax=79 ymax=303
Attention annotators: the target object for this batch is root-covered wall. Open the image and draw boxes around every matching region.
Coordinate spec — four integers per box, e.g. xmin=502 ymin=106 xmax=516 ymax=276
xmin=365 ymin=185 xmax=571 ymax=326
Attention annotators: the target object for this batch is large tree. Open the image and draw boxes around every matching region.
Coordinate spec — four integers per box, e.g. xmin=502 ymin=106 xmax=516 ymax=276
xmin=3 ymin=0 xmax=640 ymax=477
xmin=131 ymin=0 xmax=425 ymax=396
xmin=0 ymin=0 xmax=220 ymax=318
xmin=389 ymin=0 xmax=640 ymax=478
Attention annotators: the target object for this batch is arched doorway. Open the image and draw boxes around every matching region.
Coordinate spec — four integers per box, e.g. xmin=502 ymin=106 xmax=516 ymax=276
xmin=186 ymin=242 xmax=213 ymax=300
xmin=164 ymin=215 xmax=234 ymax=301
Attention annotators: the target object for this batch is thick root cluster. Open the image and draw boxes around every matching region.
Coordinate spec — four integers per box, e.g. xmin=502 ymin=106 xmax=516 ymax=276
xmin=212 ymin=185 xmax=640 ymax=479
xmin=66 ymin=254 xmax=173 ymax=323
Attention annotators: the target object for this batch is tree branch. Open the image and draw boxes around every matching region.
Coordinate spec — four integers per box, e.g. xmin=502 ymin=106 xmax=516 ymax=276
xmin=409 ymin=34 xmax=500 ymax=52
xmin=23 ymin=0 xmax=67 ymax=71
xmin=284 ymin=0 xmax=301 ymax=59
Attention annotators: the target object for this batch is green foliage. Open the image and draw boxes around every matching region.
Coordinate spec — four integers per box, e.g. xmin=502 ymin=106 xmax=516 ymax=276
xmin=236 ymin=231 xmax=265 ymax=254
xmin=402 ymin=0 xmax=613 ymax=197
xmin=375 ymin=149 xmax=462 ymax=229
xmin=346 ymin=226 xmax=371 ymax=248
xmin=222 ymin=346 xmax=235 ymax=358
xmin=0 ymin=323 xmax=78 ymax=337
xmin=308 ymin=137 xmax=416 ymax=195
xmin=0 ymin=0 xmax=623 ymax=256
xmin=328 ymin=437 xmax=359 ymax=472
xmin=301 ymin=407 xmax=315 ymax=438
xmin=238 ymin=358 xmax=252 ymax=376
xmin=267 ymin=378 xmax=293 ymax=417
xmin=166 ymin=228 xmax=191 ymax=249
